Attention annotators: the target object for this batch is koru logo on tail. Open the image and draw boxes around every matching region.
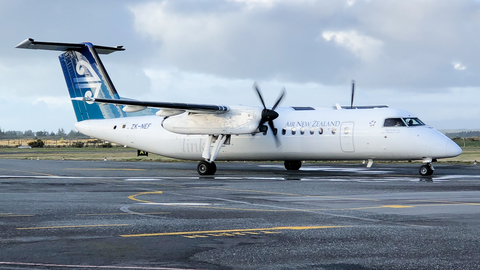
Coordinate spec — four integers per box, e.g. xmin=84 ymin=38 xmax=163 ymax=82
xmin=73 ymin=60 xmax=102 ymax=104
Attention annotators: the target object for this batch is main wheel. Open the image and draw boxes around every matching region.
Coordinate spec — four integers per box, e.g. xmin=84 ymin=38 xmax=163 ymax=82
xmin=284 ymin=160 xmax=302 ymax=170
xmin=197 ymin=161 xmax=217 ymax=175
xmin=419 ymin=164 xmax=434 ymax=176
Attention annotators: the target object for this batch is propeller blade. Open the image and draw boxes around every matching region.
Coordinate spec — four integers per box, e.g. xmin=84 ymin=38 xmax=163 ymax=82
xmin=253 ymin=82 xmax=267 ymax=109
xmin=271 ymin=87 xmax=286 ymax=111
xmin=268 ymin=120 xmax=281 ymax=148
xmin=350 ymin=80 xmax=355 ymax=109
xmin=268 ymin=120 xmax=277 ymax=135
xmin=253 ymin=83 xmax=285 ymax=148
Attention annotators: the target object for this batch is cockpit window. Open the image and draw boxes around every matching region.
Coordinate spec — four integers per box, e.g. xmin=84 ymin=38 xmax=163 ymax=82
xmin=383 ymin=118 xmax=406 ymax=127
xmin=403 ymin=118 xmax=425 ymax=126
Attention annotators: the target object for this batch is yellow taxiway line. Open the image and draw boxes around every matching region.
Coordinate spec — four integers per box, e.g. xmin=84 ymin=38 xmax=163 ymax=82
xmin=128 ymin=191 xmax=163 ymax=203
xmin=121 ymin=225 xmax=351 ymax=238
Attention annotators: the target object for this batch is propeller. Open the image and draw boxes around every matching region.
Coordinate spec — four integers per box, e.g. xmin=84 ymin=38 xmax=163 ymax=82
xmin=253 ymin=83 xmax=286 ymax=147
xmin=350 ymin=80 xmax=355 ymax=109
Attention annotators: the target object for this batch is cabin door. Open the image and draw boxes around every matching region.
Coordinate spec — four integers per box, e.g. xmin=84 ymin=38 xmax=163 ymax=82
xmin=340 ymin=122 xmax=355 ymax=152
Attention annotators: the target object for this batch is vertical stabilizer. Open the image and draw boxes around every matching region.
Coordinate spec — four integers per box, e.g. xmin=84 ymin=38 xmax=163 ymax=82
xmin=60 ymin=43 xmax=125 ymax=121
xmin=16 ymin=38 xmax=126 ymax=121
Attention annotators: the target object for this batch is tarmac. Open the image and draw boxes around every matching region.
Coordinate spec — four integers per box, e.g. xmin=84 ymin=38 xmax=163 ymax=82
xmin=1 ymin=159 xmax=480 ymax=269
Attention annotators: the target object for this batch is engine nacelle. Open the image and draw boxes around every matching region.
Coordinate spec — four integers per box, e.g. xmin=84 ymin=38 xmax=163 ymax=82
xmin=162 ymin=106 xmax=261 ymax=135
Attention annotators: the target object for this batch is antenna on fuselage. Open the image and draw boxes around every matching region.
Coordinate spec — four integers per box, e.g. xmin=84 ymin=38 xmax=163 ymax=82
xmin=350 ymin=80 xmax=355 ymax=109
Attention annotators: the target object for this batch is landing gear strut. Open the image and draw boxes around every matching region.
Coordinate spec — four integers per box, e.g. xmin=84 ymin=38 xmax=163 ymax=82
xmin=197 ymin=134 xmax=229 ymax=176
xmin=197 ymin=161 xmax=217 ymax=176
xmin=419 ymin=163 xmax=434 ymax=176
xmin=284 ymin=160 xmax=302 ymax=170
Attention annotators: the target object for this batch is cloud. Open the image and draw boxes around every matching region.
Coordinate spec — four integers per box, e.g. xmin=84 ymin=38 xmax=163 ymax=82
xmin=128 ymin=0 xmax=480 ymax=89
xmin=228 ymin=0 xmax=277 ymax=9
xmin=452 ymin=62 xmax=466 ymax=71
xmin=321 ymin=30 xmax=383 ymax=61
xmin=229 ymin=0 xmax=317 ymax=9
xmin=141 ymin=67 xmax=351 ymax=109
xmin=344 ymin=0 xmax=370 ymax=8
xmin=129 ymin=1 xmax=349 ymax=83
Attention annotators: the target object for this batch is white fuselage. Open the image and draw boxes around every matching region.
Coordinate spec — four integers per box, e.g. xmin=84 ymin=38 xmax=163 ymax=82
xmin=75 ymin=106 xmax=462 ymax=162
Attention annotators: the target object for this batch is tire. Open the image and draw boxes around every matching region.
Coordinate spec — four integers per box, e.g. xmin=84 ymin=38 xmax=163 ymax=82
xmin=197 ymin=161 xmax=217 ymax=175
xmin=419 ymin=164 xmax=434 ymax=176
xmin=284 ymin=160 xmax=302 ymax=171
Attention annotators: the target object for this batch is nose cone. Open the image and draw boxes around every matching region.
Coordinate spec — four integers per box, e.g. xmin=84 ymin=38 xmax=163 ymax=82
xmin=422 ymin=128 xmax=463 ymax=159
xmin=445 ymin=139 xmax=462 ymax=158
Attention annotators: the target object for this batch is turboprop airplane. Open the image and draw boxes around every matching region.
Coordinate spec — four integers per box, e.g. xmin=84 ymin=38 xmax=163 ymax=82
xmin=16 ymin=38 xmax=462 ymax=176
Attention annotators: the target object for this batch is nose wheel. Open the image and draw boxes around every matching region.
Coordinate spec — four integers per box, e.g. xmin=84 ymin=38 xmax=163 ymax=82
xmin=419 ymin=163 xmax=434 ymax=176
xmin=197 ymin=161 xmax=217 ymax=175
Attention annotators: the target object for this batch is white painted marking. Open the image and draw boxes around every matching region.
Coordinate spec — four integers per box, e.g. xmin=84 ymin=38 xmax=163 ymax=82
xmin=0 ymin=261 xmax=196 ymax=270
xmin=257 ymin=165 xmax=284 ymax=168
xmin=433 ymin=175 xmax=480 ymax=180
xmin=258 ymin=164 xmax=392 ymax=174
xmin=300 ymin=167 xmax=392 ymax=174
xmin=141 ymin=203 xmax=213 ymax=206
xmin=124 ymin=178 xmax=162 ymax=181
xmin=0 ymin=175 xmax=116 ymax=179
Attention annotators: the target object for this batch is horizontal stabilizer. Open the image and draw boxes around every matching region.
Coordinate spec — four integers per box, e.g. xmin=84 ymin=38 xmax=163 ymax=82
xmin=15 ymin=38 xmax=124 ymax=54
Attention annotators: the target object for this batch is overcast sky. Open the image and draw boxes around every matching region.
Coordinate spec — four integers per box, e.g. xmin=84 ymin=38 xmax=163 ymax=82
xmin=1 ymin=0 xmax=479 ymax=132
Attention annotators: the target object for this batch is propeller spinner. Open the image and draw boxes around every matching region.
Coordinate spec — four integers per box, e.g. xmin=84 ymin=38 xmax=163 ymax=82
xmin=253 ymin=83 xmax=285 ymax=146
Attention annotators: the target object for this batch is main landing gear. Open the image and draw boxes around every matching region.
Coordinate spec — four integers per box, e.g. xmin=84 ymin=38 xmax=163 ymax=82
xmin=197 ymin=161 xmax=217 ymax=176
xmin=197 ymin=134 xmax=229 ymax=176
xmin=419 ymin=163 xmax=434 ymax=176
xmin=284 ymin=160 xmax=302 ymax=170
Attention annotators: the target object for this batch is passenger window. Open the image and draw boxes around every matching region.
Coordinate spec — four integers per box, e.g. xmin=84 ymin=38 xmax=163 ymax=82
xmin=383 ymin=118 xmax=406 ymax=127
xmin=282 ymin=128 xmax=286 ymax=135
xmin=291 ymin=128 xmax=296 ymax=135
xmin=319 ymin=128 xmax=323 ymax=135
xmin=310 ymin=128 xmax=315 ymax=135
xmin=332 ymin=127 xmax=337 ymax=135
xmin=403 ymin=118 xmax=425 ymax=126
xmin=300 ymin=128 xmax=305 ymax=135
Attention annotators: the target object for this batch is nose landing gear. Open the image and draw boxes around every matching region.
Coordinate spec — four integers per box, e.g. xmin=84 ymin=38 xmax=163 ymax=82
xmin=419 ymin=163 xmax=434 ymax=176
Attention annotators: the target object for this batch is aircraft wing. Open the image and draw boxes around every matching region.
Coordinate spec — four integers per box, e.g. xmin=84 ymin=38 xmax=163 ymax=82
xmin=73 ymin=97 xmax=230 ymax=115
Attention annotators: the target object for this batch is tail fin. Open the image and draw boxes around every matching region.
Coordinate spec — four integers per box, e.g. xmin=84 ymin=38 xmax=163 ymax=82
xmin=59 ymin=44 xmax=126 ymax=121
xmin=16 ymin=38 xmax=126 ymax=121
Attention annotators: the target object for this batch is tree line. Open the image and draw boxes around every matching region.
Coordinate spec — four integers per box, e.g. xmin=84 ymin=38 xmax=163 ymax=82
xmin=445 ymin=130 xmax=480 ymax=139
xmin=0 ymin=128 xmax=89 ymax=140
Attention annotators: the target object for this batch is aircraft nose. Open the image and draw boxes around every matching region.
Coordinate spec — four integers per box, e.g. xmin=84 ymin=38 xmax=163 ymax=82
xmin=445 ymin=139 xmax=462 ymax=157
